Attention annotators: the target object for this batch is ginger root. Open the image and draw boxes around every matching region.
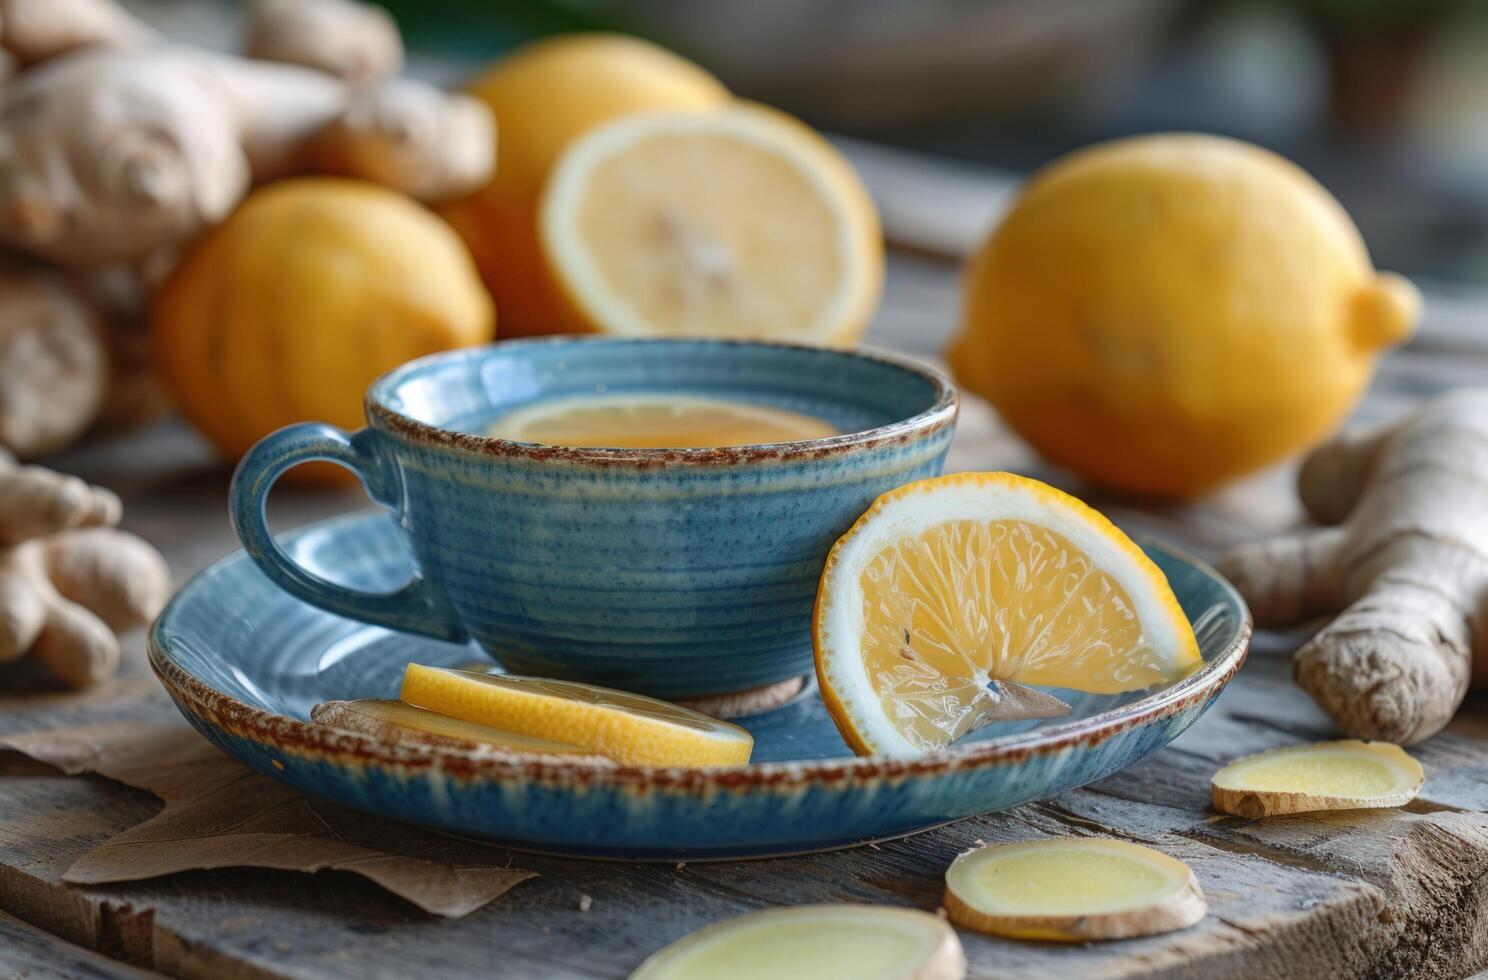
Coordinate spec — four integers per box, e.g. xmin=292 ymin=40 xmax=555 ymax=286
xmin=0 ymin=44 xmax=493 ymax=269
xmin=0 ymin=0 xmax=493 ymax=459
xmin=0 ymin=261 xmax=109 ymax=458
xmin=246 ymin=0 xmax=402 ymax=83
xmin=308 ymin=79 xmax=497 ymax=203
xmin=1219 ymin=390 xmax=1488 ymax=744
xmin=0 ymin=0 xmax=153 ymax=68
xmin=0 ymin=450 xmax=169 ymax=687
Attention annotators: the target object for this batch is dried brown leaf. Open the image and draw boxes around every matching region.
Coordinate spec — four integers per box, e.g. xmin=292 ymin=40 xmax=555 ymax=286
xmin=0 ymin=723 xmax=535 ymax=917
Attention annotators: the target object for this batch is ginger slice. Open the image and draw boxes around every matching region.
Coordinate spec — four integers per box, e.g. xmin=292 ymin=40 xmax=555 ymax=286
xmin=630 ymin=904 xmax=965 ymax=980
xmin=311 ymin=699 xmax=609 ymax=763
xmin=942 ymin=838 xmax=1206 ymax=942
xmin=1210 ymin=740 xmax=1423 ymax=818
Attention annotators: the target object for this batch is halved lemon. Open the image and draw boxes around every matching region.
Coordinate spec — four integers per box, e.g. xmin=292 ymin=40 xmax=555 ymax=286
xmin=539 ymin=104 xmax=882 ymax=345
xmin=400 ymin=665 xmax=753 ymax=767
xmin=814 ymin=472 xmax=1201 ymax=757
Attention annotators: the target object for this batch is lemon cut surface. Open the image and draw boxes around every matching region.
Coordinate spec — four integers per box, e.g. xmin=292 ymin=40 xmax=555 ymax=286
xmin=815 ymin=473 xmax=1200 ymax=756
xmin=540 ymin=105 xmax=881 ymax=345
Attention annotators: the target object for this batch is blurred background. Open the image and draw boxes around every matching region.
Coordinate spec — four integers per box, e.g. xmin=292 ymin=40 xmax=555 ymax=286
xmin=133 ymin=0 xmax=1488 ymax=288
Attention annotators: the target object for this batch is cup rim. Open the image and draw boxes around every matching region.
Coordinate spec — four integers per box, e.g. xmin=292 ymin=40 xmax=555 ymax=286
xmin=365 ymin=336 xmax=959 ymax=466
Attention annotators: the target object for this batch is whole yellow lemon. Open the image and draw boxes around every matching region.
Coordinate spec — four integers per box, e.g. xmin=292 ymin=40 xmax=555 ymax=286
xmin=153 ymin=178 xmax=493 ymax=479
xmin=948 ymin=134 xmax=1420 ymax=498
xmin=440 ymin=34 xmax=729 ymax=336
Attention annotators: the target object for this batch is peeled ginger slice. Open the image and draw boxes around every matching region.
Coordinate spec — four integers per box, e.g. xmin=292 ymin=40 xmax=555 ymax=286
xmin=629 ymin=904 xmax=965 ymax=980
xmin=942 ymin=838 xmax=1206 ymax=942
xmin=1211 ymin=739 xmax=1424 ymax=818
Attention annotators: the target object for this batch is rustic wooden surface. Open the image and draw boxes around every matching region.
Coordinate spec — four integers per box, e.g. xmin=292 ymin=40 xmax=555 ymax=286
xmin=0 ymin=910 xmax=165 ymax=980
xmin=5 ymin=173 xmax=1488 ymax=977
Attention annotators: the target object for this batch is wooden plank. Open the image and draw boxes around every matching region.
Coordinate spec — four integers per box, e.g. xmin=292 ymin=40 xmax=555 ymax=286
xmin=0 ymin=741 xmax=1409 ymax=979
xmin=0 ymin=910 xmax=164 ymax=980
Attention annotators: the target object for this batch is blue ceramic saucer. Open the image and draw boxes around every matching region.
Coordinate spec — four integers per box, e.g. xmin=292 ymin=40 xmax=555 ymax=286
xmin=150 ymin=512 xmax=1250 ymax=860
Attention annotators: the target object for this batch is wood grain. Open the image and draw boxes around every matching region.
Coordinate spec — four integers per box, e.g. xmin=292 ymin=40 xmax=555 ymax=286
xmin=0 ymin=909 xmax=164 ymax=980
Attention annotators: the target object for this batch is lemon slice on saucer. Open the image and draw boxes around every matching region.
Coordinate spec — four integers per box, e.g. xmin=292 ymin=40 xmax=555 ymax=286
xmin=814 ymin=472 xmax=1201 ymax=757
xmin=311 ymin=699 xmax=601 ymax=758
xmin=539 ymin=104 xmax=882 ymax=345
xmin=400 ymin=665 xmax=754 ymax=767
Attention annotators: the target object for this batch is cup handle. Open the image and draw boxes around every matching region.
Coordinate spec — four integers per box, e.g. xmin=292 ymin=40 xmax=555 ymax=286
xmin=230 ymin=422 xmax=468 ymax=643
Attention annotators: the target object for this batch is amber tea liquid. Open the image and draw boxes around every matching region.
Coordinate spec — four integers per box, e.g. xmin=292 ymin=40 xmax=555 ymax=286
xmin=486 ymin=393 xmax=837 ymax=448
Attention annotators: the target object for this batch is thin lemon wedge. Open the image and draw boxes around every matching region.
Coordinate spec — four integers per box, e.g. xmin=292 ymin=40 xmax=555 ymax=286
xmin=311 ymin=699 xmax=604 ymax=760
xmin=630 ymin=905 xmax=966 ymax=980
xmin=1210 ymin=740 xmax=1424 ymax=818
xmin=400 ymin=665 xmax=753 ymax=767
xmin=539 ymin=104 xmax=882 ymax=345
xmin=814 ymin=472 xmax=1201 ymax=756
xmin=943 ymin=838 xmax=1206 ymax=942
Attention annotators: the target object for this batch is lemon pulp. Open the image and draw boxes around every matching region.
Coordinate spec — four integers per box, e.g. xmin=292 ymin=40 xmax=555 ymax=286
xmin=486 ymin=392 xmax=836 ymax=448
xmin=574 ymin=131 xmax=842 ymax=337
xmin=860 ymin=519 xmax=1170 ymax=751
xmin=541 ymin=106 xmax=881 ymax=345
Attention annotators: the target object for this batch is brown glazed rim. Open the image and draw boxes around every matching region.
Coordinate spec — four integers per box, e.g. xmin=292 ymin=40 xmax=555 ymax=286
xmin=147 ymin=537 xmax=1251 ymax=795
xmin=364 ymin=336 xmax=959 ymax=466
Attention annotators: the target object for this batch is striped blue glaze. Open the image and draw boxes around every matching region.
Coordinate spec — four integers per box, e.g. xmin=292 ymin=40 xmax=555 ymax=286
xmin=150 ymin=512 xmax=1250 ymax=860
xmin=231 ymin=338 xmax=956 ymax=698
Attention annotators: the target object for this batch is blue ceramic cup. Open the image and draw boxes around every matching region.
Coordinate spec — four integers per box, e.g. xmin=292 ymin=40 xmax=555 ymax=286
xmin=231 ymin=337 xmax=957 ymax=697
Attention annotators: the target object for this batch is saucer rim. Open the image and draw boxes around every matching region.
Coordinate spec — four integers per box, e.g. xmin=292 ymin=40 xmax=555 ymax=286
xmin=148 ymin=512 xmax=1251 ymax=795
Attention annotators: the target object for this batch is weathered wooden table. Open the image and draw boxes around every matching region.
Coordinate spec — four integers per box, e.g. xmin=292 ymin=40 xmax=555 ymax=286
xmin=4 ymin=153 xmax=1488 ymax=979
